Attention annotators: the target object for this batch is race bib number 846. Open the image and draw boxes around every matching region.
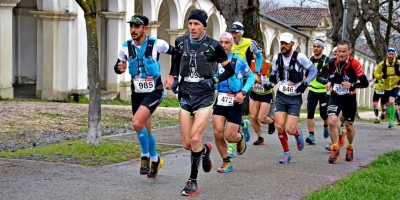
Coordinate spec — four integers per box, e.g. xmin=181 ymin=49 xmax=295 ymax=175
xmin=278 ymin=83 xmax=296 ymax=95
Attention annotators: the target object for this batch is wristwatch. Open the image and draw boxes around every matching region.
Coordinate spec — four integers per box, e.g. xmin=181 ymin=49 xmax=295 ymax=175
xmin=241 ymin=90 xmax=247 ymax=96
xmin=212 ymin=77 xmax=219 ymax=84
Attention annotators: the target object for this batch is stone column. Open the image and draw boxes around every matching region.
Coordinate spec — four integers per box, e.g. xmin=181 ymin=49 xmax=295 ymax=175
xmin=165 ymin=29 xmax=186 ymax=97
xmin=31 ymin=11 xmax=77 ymax=100
xmin=0 ymin=0 xmax=20 ymax=99
xmin=98 ymin=12 xmax=125 ymax=93
xmin=147 ymin=21 xmax=162 ymax=38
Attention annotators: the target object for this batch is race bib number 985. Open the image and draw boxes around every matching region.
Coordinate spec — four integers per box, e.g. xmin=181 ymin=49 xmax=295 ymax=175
xmin=333 ymin=83 xmax=349 ymax=95
xmin=217 ymin=93 xmax=235 ymax=107
xmin=134 ymin=77 xmax=155 ymax=93
xmin=278 ymin=83 xmax=295 ymax=95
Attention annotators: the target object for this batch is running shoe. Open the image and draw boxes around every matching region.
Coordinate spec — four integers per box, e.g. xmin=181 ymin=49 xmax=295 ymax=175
xmin=147 ymin=156 xmax=164 ymax=178
xmin=140 ymin=156 xmax=150 ymax=175
xmin=243 ymin=119 xmax=251 ymax=142
xmin=338 ymin=130 xmax=347 ymax=147
xmin=389 ymin=120 xmax=395 ymax=128
xmin=325 ymin=143 xmax=332 ymax=151
xmin=305 ymin=134 xmax=316 ymax=145
xmin=295 ymin=128 xmax=305 ymax=151
xmin=374 ymin=119 xmax=380 ymax=124
xmin=279 ymin=152 xmax=292 ymax=164
xmin=253 ymin=137 xmax=265 ymax=145
xmin=323 ymin=127 xmax=329 ymax=139
xmin=268 ymin=117 xmax=275 ymax=134
xmin=181 ymin=180 xmax=199 ymax=196
xmin=202 ymin=142 xmax=213 ymax=173
xmin=381 ymin=112 xmax=386 ymax=120
xmin=227 ymin=143 xmax=236 ymax=158
xmin=328 ymin=149 xmax=341 ymax=164
xmin=217 ymin=161 xmax=233 ymax=173
xmin=236 ymin=132 xmax=247 ymax=155
xmin=345 ymin=147 xmax=354 ymax=162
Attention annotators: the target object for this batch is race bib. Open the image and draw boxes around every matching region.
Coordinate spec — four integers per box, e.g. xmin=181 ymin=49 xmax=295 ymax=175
xmin=133 ymin=77 xmax=155 ymax=93
xmin=278 ymin=83 xmax=296 ymax=95
xmin=252 ymin=83 xmax=265 ymax=93
xmin=333 ymin=83 xmax=349 ymax=95
xmin=217 ymin=92 xmax=235 ymax=107
xmin=184 ymin=70 xmax=204 ymax=82
xmin=376 ymin=90 xmax=384 ymax=95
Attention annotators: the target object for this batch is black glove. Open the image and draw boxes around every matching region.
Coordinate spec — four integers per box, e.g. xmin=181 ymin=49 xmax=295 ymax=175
xmin=199 ymin=79 xmax=214 ymax=90
xmin=263 ymin=84 xmax=273 ymax=90
xmin=295 ymin=82 xmax=308 ymax=93
xmin=382 ymin=74 xmax=388 ymax=79
xmin=269 ymin=74 xmax=277 ymax=84
xmin=172 ymin=77 xmax=179 ymax=94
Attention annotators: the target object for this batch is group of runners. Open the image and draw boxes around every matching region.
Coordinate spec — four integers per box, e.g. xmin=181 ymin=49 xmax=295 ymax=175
xmin=114 ymin=9 xmax=400 ymax=196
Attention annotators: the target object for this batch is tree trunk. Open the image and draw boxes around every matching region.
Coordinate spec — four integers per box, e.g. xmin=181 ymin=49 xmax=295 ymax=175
xmin=210 ymin=0 xmax=263 ymax=115
xmin=76 ymin=0 xmax=102 ymax=146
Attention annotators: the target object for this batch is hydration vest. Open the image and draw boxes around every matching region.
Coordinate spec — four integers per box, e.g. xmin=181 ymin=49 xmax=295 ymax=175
xmin=276 ymin=51 xmax=304 ymax=83
xmin=127 ymin=37 xmax=160 ymax=77
xmin=231 ymin=38 xmax=254 ymax=67
xmin=221 ymin=55 xmax=241 ymax=92
xmin=382 ymin=58 xmax=400 ymax=77
xmin=179 ymin=36 xmax=217 ymax=79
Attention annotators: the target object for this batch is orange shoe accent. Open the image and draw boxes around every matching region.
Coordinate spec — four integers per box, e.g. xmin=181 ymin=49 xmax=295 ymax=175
xmin=338 ymin=130 xmax=347 ymax=147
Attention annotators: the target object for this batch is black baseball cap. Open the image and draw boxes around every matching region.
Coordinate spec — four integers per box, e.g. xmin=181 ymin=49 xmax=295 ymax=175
xmin=127 ymin=14 xmax=149 ymax=26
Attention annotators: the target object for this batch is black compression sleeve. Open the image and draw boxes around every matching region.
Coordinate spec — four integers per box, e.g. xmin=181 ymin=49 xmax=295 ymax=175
xmin=216 ymin=61 xmax=235 ymax=82
xmin=114 ymin=58 xmax=122 ymax=74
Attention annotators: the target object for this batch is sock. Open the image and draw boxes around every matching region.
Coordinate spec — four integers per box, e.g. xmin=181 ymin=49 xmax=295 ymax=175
xmin=347 ymin=143 xmax=353 ymax=149
xmin=190 ymin=151 xmax=202 ymax=180
xmin=396 ymin=111 xmax=400 ymax=122
xmin=332 ymin=143 xmax=339 ymax=151
xmin=388 ymin=105 xmax=395 ymax=121
xmin=148 ymin=133 xmax=158 ymax=160
xmin=339 ymin=129 xmax=343 ymax=136
xmin=242 ymin=121 xmax=247 ymax=129
xmin=309 ymin=131 xmax=314 ymax=136
xmin=382 ymin=108 xmax=387 ymax=115
xmin=223 ymin=157 xmax=230 ymax=163
xmin=294 ymin=128 xmax=300 ymax=137
xmin=278 ymin=132 xmax=289 ymax=152
xmin=374 ymin=108 xmax=379 ymax=117
xmin=136 ymin=127 xmax=149 ymax=156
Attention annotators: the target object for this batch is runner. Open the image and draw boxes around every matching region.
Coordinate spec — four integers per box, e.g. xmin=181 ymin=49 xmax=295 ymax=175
xmin=164 ymin=9 xmax=235 ymax=196
xmin=266 ymin=32 xmax=317 ymax=163
xmin=114 ymin=14 xmax=176 ymax=178
xmin=227 ymin=21 xmax=265 ymax=155
xmin=396 ymin=90 xmax=400 ymax=125
xmin=369 ymin=77 xmax=386 ymax=123
xmin=323 ymin=40 xmax=369 ymax=164
xmin=305 ymin=39 xmax=330 ymax=145
xmin=212 ymin=32 xmax=255 ymax=173
xmin=373 ymin=47 xmax=400 ymax=128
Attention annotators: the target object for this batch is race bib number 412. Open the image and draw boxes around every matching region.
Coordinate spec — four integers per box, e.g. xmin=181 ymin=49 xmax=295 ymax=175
xmin=134 ymin=77 xmax=155 ymax=93
xmin=217 ymin=93 xmax=235 ymax=106
xmin=333 ymin=83 xmax=349 ymax=95
xmin=278 ymin=83 xmax=296 ymax=95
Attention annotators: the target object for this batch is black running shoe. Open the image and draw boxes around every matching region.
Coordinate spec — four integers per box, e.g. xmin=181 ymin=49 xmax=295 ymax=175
xmin=268 ymin=117 xmax=275 ymax=134
xmin=181 ymin=180 xmax=199 ymax=196
xmin=253 ymin=137 xmax=265 ymax=145
xmin=140 ymin=156 xmax=150 ymax=175
xmin=328 ymin=149 xmax=341 ymax=164
xmin=147 ymin=156 xmax=164 ymax=178
xmin=202 ymin=142 xmax=213 ymax=173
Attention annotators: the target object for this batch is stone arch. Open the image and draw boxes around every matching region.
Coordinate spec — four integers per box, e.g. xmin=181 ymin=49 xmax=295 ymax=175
xmin=206 ymin=12 xmax=220 ymax=39
xmin=156 ymin=0 xmax=180 ymax=29
xmin=270 ymin=37 xmax=279 ymax=56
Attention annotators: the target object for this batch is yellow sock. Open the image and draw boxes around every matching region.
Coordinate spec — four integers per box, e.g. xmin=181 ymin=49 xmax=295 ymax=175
xmin=332 ymin=143 xmax=339 ymax=150
xmin=347 ymin=143 xmax=353 ymax=149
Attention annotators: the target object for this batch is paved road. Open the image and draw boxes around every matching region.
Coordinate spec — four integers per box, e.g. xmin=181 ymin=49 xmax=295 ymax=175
xmin=1 ymin=118 xmax=399 ymax=200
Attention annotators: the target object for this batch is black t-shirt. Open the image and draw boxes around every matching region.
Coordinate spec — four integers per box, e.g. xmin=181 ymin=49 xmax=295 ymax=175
xmin=173 ymin=35 xmax=228 ymax=95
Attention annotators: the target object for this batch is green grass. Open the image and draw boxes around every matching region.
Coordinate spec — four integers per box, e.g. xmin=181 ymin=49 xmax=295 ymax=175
xmin=159 ymin=97 xmax=179 ymax=107
xmin=67 ymin=96 xmax=180 ymax=108
xmin=300 ymin=107 xmax=372 ymax=114
xmin=0 ymin=139 xmax=178 ymax=166
xmin=305 ymin=150 xmax=400 ymax=199
xmin=0 ymin=98 xmax=48 ymax=103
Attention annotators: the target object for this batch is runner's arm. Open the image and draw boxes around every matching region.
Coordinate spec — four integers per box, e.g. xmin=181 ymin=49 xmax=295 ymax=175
xmin=250 ymin=40 xmax=263 ymax=73
xmin=169 ymin=38 xmax=182 ymax=77
xmin=114 ymin=43 xmax=128 ymax=74
xmin=352 ymin=61 xmax=369 ymax=89
xmin=241 ymin=61 xmax=255 ymax=93
xmin=155 ymin=39 xmax=177 ymax=55
xmin=299 ymin=54 xmax=317 ymax=84
xmin=373 ymin=62 xmax=384 ymax=80
xmin=214 ymin=43 xmax=234 ymax=82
